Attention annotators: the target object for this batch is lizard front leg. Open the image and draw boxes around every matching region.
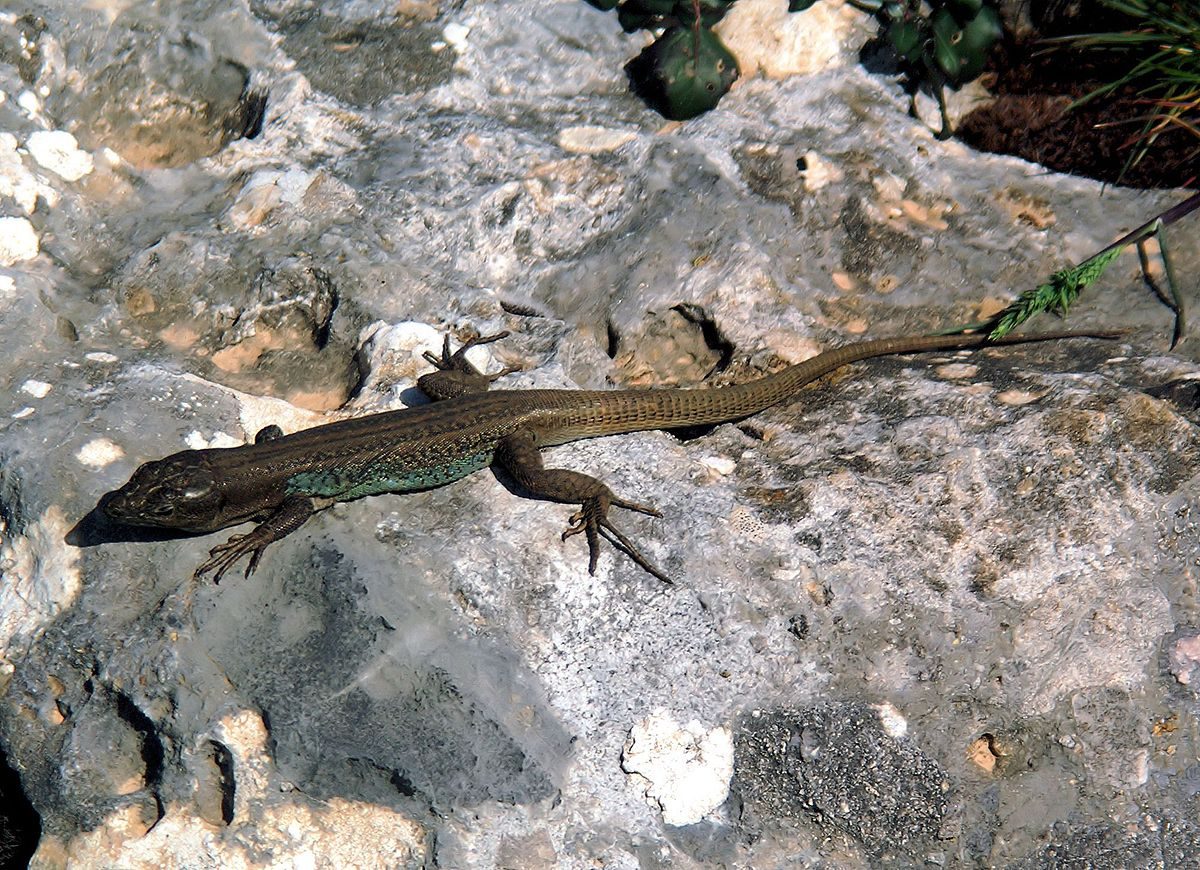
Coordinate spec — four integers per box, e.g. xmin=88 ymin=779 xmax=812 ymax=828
xmin=418 ymin=331 xmax=519 ymax=400
xmin=194 ymin=495 xmax=316 ymax=583
xmin=495 ymin=431 xmax=671 ymax=583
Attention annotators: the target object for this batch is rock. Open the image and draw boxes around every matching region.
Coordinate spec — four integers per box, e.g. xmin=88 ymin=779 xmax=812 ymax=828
xmin=0 ymin=0 xmax=1198 ymax=866
xmin=25 ymin=130 xmax=92 ymax=181
xmin=0 ymin=216 xmax=38 ymax=264
xmin=735 ymin=703 xmax=949 ymax=861
xmin=622 ymin=710 xmax=734 ymax=827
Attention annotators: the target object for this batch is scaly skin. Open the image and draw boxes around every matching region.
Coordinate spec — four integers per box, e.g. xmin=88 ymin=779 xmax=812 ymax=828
xmin=99 ymin=328 xmax=1120 ymax=582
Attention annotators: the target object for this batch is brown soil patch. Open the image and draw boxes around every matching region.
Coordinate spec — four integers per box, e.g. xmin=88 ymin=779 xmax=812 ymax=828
xmin=957 ymin=39 xmax=1198 ymax=190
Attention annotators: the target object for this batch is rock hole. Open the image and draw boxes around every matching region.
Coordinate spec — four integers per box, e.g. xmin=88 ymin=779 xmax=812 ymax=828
xmin=670 ymin=303 xmax=734 ymax=373
xmin=233 ymin=88 xmax=268 ymax=141
xmin=499 ymin=300 xmax=544 ymax=318
xmin=390 ymin=768 xmax=416 ymax=797
xmin=605 ymin=319 xmax=620 ymax=359
xmin=0 ymin=747 xmax=41 ymax=868
xmin=114 ymin=692 xmax=165 ymax=823
xmin=210 ymin=740 xmax=236 ymax=825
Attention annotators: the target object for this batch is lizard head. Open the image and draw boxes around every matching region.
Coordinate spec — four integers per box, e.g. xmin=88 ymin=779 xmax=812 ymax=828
xmin=100 ymin=453 xmax=225 ymax=531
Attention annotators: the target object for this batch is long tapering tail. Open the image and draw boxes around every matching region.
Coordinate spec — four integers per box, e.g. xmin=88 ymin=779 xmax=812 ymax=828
xmin=535 ymin=329 xmax=1124 ymax=443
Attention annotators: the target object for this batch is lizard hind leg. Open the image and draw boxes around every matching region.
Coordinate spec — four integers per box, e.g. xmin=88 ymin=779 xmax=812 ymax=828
xmin=494 ymin=431 xmax=671 ymax=583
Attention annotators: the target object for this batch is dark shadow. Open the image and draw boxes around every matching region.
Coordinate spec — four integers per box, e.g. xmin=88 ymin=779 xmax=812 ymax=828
xmin=65 ymin=502 xmax=212 ymax=549
xmin=0 ymin=747 xmax=41 ymax=869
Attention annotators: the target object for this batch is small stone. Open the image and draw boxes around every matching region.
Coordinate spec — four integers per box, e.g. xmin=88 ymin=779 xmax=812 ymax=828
xmin=26 ymin=130 xmax=94 ymax=181
xmin=442 ymin=22 xmax=470 ymax=51
xmin=966 ymin=736 xmax=997 ymax=773
xmin=997 ymin=389 xmax=1044 ymax=406
xmin=700 ymin=455 xmax=736 ymax=476
xmin=1169 ymin=633 xmax=1200 ymax=685
xmin=17 ymin=90 xmax=41 ymax=114
xmin=935 ymin=363 xmax=978 ymax=379
xmin=798 ymin=151 xmax=843 ymax=192
xmin=76 ymin=438 xmax=124 ymax=469
xmin=622 ymin=711 xmax=734 ymax=827
xmin=0 ymin=216 xmax=39 ymax=264
xmin=717 ymin=0 xmax=859 ymax=78
xmin=558 ymin=126 xmax=637 ymax=155
xmin=20 ymin=380 xmax=52 ymax=398
xmin=874 ymin=702 xmax=908 ymax=738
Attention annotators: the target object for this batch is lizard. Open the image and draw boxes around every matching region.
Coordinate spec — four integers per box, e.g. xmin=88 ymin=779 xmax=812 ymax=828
xmin=98 ymin=327 xmax=1118 ymax=583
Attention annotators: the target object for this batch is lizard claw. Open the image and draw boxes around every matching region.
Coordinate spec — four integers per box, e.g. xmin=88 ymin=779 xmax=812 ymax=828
xmin=192 ymin=495 xmax=313 ymax=583
xmin=422 ymin=330 xmax=511 ymax=373
xmin=561 ymin=494 xmax=671 ymax=584
xmin=418 ymin=330 xmax=521 ymax=399
xmin=193 ymin=532 xmax=267 ymax=584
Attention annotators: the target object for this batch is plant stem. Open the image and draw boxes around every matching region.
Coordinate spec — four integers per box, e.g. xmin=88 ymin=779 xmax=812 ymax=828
xmin=944 ymin=190 xmax=1200 ymax=345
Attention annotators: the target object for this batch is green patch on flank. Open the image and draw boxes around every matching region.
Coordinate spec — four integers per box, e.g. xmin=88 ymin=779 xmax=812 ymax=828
xmin=287 ymin=450 xmax=494 ymax=499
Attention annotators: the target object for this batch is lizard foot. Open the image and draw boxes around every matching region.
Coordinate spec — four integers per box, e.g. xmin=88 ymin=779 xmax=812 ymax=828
xmin=193 ymin=531 xmax=270 ymax=584
xmin=561 ymin=494 xmax=671 ymax=584
xmin=423 ymin=330 xmax=518 ymax=381
xmin=419 ymin=330 xmax=521 ymax=400
xmin=192 ymin=495 xmax=314 ymax=583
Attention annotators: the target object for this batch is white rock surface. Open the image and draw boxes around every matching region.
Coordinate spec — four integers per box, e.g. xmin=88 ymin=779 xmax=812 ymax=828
xmin=622 ymin=711 xmax=735 ymax=827
xmin=0 ymin=216 xmax=39 ymax=264
xmin=26 ymin=130 xmax=94 ymax=181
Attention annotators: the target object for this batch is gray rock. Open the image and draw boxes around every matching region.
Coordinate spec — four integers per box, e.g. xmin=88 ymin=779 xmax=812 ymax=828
xmin=1010 ymin=816 xmax=1200 ymax=869
xmin=1 ymin=0 xmax=1198 ymax=866
xmin=734 ymin=703 xmax=949 ymax=862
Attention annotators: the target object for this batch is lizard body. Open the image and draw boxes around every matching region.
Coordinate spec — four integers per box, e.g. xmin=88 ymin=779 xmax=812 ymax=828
xmin=99 ymin=329 xmax=1114 ymax=581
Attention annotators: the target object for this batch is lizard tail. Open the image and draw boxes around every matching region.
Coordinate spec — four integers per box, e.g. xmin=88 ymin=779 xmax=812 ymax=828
xmin=536 ymin=329 xmax=1124 ymax=443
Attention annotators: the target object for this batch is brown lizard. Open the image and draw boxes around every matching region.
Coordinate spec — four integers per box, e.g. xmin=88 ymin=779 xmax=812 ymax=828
xmin=99 ymin=328 xmax=1117 ymax=582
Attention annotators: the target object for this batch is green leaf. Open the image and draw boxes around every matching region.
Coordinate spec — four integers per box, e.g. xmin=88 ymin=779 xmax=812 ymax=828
xmin=953 ymin=7 xmax=1002 ymax=82
xmin=617 ymin=0 xmax=677 ymax=31
xmin=625 ymin=26 xmax=741 ymax=120
xmin=986 ymin=246 xmax=1123 ymax=339
xmin=686 ymin=0 xmax=739 ymax=27
xmin=929 ymin=5 xmax=1000 ymax=86
xmin=887 ymin=18 xmax=925 ymax=61
xmin=931 ymin=9 xmax=964 ymax=80
xmin=634 ymin=0 xmax=678 ymax=12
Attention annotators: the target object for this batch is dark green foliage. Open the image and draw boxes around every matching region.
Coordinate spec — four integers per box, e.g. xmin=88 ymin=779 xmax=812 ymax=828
xmin=591 ymin=0 xmax=800 ymax=120
xmin=625 ymin=25 xmax=740 ymax=119
xmin=1055 ymin=0 xmax=1200 ymax=180
xmin=985 ymin=247 xmax=1123 ymax=339
xmin=614 ymin=0 xmax=737 ymax=31
xmin=854 ymin=0 xmax=1003 ymax=137
xmin=931 ymin=3 xmax=1001 ymax=83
